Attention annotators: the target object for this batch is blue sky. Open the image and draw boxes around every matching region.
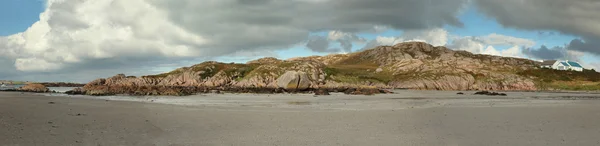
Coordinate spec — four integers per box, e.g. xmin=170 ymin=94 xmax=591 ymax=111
xmin=0 ymin=0 xmax=598 ymax=82
xmin=0 ymin=0 xmax=44 ymax=36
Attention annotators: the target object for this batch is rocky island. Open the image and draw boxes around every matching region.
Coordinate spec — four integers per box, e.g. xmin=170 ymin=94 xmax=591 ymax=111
xmin=66 ymin=42 xmax=599 ymax=96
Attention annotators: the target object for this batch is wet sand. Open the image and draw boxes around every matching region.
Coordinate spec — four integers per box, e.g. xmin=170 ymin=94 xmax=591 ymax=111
xmin=2 ymin=91 xmax=600 ymax=146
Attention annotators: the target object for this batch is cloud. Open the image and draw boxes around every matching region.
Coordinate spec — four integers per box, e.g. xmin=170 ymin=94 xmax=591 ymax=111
xmin=446 ymin=33 xmax=537 ymax=58
xmin=521 ymin=43 xmax=587 ymax=62
xmin=522 ymin=45 xmax=567 ymax=60
xmin=589 ymin=63 xmax=600 ymax=71
xmin=480 ymin=45 xmax=524 ymax=58
xmin=481 ymin=33 xmax=536 ymax=47
xmin=568 ymin=39 xmax=600 ymax=55
xmin=306 ymin=36 xmax=332 ymax=52
xmin=361 ymin=28 xmax=450 ymax=50
xmin=400 ymin=29 xmax=449 ymax=46
xmin=360 ymin=30 xmax=533 ymax=59
xmin=0 ymin=0 xmax=469 ymax=81
xmin=474 ymin=0 xmax=600 ymax=55
xmin=305 ymin=31 xmax=367 ymax=53
xmin=327 ymin=31 xmax=367 ymax=52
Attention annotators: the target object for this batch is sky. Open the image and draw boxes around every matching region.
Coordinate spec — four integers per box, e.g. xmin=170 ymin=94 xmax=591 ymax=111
xmin=0 ymin=0 xmax=599 ymax=83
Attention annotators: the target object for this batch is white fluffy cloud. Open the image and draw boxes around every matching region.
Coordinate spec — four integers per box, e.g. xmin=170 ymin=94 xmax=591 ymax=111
xmin=0 ymin=0 xmax=468 ymax=81
xmin=362 ymin=28 xmax=450 ymax=50
xmin=361 ymin=29 xmax=532 ymax=59
xmin=446 ymin=33 xmax=537 ymax=58
xmin=1 ymin=0 xmax=206 ymax=72
xmin=481 ymin=33 xmax=535 ymax=47
xmin=0 ymin=0 xmax=472 ymax=82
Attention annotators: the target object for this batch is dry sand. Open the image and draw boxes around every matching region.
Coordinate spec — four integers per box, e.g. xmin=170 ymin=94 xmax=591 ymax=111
xmin=2 ymin=91 xmax=600 ymax=146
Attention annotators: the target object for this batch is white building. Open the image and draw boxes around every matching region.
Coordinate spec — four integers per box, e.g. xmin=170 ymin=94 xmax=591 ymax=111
xmin=540 ymin=60 xmax=584 ymax=72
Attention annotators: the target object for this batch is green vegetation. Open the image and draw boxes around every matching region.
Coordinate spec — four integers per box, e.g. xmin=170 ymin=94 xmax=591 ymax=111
xmin=143 ymin=68 xmax=186 ymax=78
xmin=518 ymin=68 xmax=600 ymax=90
xmin=143 ymin=62 xmax=255 ymax=79
xmin=241 ymin=61 xmax=299 ymax=80
xmin=518 ymin=68 xmax=600 ymax=82
xmin=325 ymin=65 xmax=394 ymax=84
xmin=540 ymin=81 xmax=600 ymax=91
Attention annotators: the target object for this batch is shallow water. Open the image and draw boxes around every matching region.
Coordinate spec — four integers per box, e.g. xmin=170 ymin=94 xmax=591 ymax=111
xmin=48 ymin=87 xmax=76 ymax=93
xmin=0 ymin=84 xmax=24 ymax=90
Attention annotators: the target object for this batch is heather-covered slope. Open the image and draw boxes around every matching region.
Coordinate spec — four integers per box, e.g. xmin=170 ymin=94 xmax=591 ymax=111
xmin=80 ymin=42 xmax=600 ymax=95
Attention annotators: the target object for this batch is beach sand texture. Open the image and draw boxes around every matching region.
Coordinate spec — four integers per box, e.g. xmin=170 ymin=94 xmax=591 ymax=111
xmin=2 ymin=91 xmax=600 ymax=146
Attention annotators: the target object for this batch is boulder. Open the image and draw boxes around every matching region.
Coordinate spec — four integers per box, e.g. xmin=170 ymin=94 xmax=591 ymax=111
xmin=276 ymin=71 xmax=311 ymax=91
xmin=18 ymin=83 xmax=50 ymax=93
xmin=314 ymin=88 xmax=330 ymax=95
xmin=474 ymin=91 xmax=507 ymax=96
xmin=379 ymin=89 xmax=394 ymax=94
xmin=65 ymin=88 xmax=85 ymax=95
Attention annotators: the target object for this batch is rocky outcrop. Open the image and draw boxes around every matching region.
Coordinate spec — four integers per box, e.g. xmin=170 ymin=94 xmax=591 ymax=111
xmin=18 ymin=84 xmax=50 ymax=93
xmin=65 ymin=87 xmax=85 ymax=95
xmin=276 ymin=71 xmax=311 ymax=91
xmin=38 ymin=82 xmax=85 ymax=87
xmin=77 ymin=42 xmax=562 ymax=96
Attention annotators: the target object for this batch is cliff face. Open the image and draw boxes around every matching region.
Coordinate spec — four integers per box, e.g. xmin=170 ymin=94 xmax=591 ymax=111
xmin=84 ymin=42 xmax=553 ymax=93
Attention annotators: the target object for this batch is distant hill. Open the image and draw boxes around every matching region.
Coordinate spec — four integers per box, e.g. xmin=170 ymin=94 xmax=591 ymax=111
xmin=84 ymin=42 xmax=600 ymax=92
xmin=0 ymin=80 xmax=30 ymax=85
xmin=0 ymin=80 xmax=84 ymax=87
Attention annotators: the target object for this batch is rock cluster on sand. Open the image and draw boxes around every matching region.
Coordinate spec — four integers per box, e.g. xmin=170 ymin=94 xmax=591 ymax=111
xmin=18 ymin=84 xmax=50 ymax=93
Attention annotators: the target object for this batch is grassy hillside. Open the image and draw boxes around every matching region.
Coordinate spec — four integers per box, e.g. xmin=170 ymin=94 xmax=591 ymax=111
xmin=518 ymin=68 xmax=600 ymax=90
xmin=133 ymin=42 xmax=600 ymax=91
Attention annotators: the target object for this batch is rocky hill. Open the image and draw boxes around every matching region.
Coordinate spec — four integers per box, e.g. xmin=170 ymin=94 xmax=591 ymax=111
xmin=79 ymin=42 xmax=600 ymax=95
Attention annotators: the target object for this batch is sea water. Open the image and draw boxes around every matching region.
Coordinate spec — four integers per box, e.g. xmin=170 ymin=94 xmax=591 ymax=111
xmin=0 ymin=85 xmax=76 ymax=93
xmin=48 ymin=87 xmax=77 ymax=93
xmin=0 ymin=84 xmax=24 ymax=91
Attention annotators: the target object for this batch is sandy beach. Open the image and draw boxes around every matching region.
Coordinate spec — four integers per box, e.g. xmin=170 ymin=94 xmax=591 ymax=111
xmin=2 ymin=91 xmax=600 ymax=146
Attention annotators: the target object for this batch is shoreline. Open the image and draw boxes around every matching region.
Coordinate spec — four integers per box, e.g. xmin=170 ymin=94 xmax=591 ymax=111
xmin=20 ymin=90 xmax=600 ymax=109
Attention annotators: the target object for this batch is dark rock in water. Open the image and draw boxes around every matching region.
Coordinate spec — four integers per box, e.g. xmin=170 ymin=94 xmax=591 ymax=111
xmin=474 ymin=91 xmax=490 ymax=95
xmin=210 ymin=90 xmax=221 ymax=94
xmin=343 ymin=88 xmax=379 ymax=95
xmin=474 ymin=91 xmax=507 ymax=96
xmin=379 ymin=89 xmax=394 ymax=94
xmin=65 ymin=87 xmax=85 ymax=95
xmin=314 ymin=88 xmax=330 ymax=95
xmin=457 ymin=92 xmax=464 ymax=95
xmin=360 ymin=88 xmax=380 ymax=95
xmin=48 ymin=102 xmax=55 ymax=104
xmin=39 ymin=82 xmax=85 ymax=87
xmin=274 ymin=88 xmax=284 ymax=94
xmin=344 ymin=88 xmax=357 ymax=95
